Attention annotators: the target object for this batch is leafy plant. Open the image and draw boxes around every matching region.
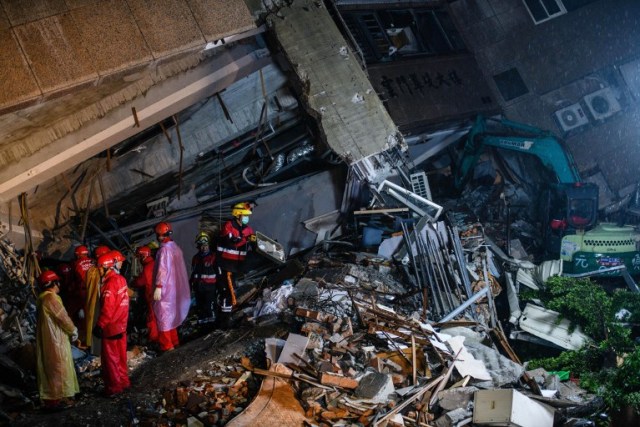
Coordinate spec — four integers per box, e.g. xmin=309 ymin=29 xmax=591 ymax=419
xmin=603 ymin=346 xmax=640 ymax=410
xmin=523 ymin=276 xmax=640 ymax=417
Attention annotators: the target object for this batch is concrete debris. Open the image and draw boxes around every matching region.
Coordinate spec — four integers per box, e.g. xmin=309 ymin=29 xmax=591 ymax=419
xmin=0 ymin=180 xmax=604 ymax=426
xmin=435 ymin=386 xmax=478 ymax=412
xmin=354 ymin=371 xmax=395 ymax=403
xmin=434 ymin=407 xmax=472 ymax=427
xmin=148 ymin=356 xmax=255 ymax=426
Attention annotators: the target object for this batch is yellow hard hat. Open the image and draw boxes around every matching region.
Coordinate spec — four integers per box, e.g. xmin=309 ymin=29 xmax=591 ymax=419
xmin=195 ymin=231 xmax=210 ymax=245
xmin=232 ymin=202 xmax=252 ymax=217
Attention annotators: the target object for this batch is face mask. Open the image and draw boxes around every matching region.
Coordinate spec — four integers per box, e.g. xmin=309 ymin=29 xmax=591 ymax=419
xmin=241 ymin=216 xmax=250 ymax=225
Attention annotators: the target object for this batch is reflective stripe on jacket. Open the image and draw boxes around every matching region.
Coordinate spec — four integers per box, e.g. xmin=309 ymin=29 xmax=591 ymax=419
xmin=217 ymin=220 xmax=253 ymax=262
xmin=191 ymin=252 xmax=217 ymax=285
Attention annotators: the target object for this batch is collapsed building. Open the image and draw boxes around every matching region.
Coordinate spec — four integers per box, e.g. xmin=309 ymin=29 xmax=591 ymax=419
xmin=1 ymin=0 xmax=640 ymax=426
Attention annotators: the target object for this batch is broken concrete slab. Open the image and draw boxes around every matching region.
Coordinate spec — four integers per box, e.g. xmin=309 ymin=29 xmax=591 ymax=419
xmin=354 ymin=371 xmax=395 ymax=404
xmin=435 ymin=407 xmax=472 ymax=427
xmin=463 ymin=340 xmax=525 ymax=388
xmin=435 ymin=386 xmax=479 ymax=412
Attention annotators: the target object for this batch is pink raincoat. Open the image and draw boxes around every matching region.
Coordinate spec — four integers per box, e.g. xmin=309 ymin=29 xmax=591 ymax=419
xmin=153 ymin=240 xmax=191 ymax=331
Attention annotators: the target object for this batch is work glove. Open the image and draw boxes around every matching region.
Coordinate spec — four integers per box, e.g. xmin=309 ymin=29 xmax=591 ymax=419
xmin=92 ymin=325 xmax=103 ymax=339
xmin=249 ymin=234 xmax=257 ymax=243
xmin=78 ymin=309 xmax=85 ymax=320
xmin=70 ymin=327 xmax=78 ymax=343
xmin=153 ymin=287 xmax=162 ymax=301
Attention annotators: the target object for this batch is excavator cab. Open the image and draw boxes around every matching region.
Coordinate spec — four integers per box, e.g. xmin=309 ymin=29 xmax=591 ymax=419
xmin=544 ymin=182 xmax=599 ymax=256
xmin=564 ymin=184 xmax=598 ymax=230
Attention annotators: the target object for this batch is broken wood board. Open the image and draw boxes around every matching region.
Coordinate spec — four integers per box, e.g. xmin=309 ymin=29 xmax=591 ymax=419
xmin=227 ymin=363 xmax=310 ymax=426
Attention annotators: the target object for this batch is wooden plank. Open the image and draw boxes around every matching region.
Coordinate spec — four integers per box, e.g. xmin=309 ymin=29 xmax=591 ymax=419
xmin=227 ymin=363 xmax=309 ymax=426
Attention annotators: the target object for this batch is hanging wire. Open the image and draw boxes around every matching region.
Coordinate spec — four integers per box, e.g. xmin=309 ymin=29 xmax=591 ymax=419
xmin=19 ymin=193 xmax=40 ymax=296
xmin=218 ymin=151 xmax=223 ymax=225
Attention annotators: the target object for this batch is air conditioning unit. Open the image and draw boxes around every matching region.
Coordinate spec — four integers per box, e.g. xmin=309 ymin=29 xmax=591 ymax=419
xmin=583 ymin=87 xmax=622 ymax=120
xmin=410 ymin=171 xmax=432 ymax=200
xmin=554 ymin=103 xmax=589 ymax=132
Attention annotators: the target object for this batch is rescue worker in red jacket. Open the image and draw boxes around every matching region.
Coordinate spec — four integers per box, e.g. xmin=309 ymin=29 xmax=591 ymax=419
xmin=132 ymin=246 xmax=158 ymax=343
xmin=216 ymin=202 xmax=256 ymax=327
xmin=152 ymin=222 xmax=191 ymax=352
xmin=190 ymin=232 xmax=217 ymax=324
xmin=71 ymin=245 xmax=94 ymax=335
xmin=93 ymin=250 xmax=130 ymax=397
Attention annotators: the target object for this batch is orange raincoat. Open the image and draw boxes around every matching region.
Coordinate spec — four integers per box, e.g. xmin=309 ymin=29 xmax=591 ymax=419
xmin=36 ymin=289 xmax=79 ymax=401
xmin=84 ymin=265 xmax=102 ymax=352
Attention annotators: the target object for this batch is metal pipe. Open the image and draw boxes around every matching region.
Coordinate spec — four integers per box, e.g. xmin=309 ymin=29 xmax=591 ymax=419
xmin=440 ymin=287 xmax=490 ymax=323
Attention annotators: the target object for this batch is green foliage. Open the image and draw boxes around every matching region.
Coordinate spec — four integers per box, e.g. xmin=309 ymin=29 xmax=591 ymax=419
xmin=527 ymin=347 xmax=604 ymax=378
xmin=524 ymin=276 xmax=640 ymax=415
xmin=541 ymin=276 xmax=611 ymax=340
xmin=598 ymin=347 xmax=640 ymax=412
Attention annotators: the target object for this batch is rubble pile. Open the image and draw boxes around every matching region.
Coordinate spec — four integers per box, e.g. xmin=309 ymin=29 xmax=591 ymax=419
xmin=0 ymin=238 xmax=37 ymax=350
xmin=229 ymin=230 xmax=598 ymax=427
xmin=137 ymin=359 xmax=257 ymax=427
xmin=0 ymin=179 xmax=623 ymax=426
xmin=0 ymin=254 xmax=38 ymax=423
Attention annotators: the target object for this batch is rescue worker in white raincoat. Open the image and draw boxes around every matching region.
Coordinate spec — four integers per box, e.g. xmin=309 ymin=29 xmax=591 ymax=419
xmin=152 ymin=221 xmax=191 ymax=352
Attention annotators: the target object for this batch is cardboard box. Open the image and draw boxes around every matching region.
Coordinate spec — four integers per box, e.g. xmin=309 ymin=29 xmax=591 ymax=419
xmin=473 ymin=389 xmax=554 ymax=427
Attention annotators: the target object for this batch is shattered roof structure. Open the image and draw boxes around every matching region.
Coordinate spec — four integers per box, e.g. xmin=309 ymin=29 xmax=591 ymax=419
xmin=0 ymin=0 xmax=400 ymax=251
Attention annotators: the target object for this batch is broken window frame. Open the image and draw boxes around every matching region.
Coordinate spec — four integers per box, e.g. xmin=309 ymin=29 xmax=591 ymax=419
xmin=340 ymin=8 xmax=466 ymax=64
xmin=521 ymin=0 xmax=567 ymax=24
xmin=522 ymin=0 xmax=602 ymax=25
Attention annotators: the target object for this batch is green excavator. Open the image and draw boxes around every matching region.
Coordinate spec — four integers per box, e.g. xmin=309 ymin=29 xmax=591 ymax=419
xmin=454 ymin=115 xmax=640 ymax=278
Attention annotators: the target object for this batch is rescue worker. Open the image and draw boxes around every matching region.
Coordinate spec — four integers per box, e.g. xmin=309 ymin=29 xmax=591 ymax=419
xmin=190 ymin=232 xmax=217 ymax=324
xmin=93 ymin=250 xmax=130 ymax=397
xmin=152 ymin=222 xmax=191 ymax=352
xmin=71 ymin=245 xmax=94 ymax=333
xmin=85 ymin=245 xmax=110 ymax=353
xmin=132 ymin=245 xmax=158 ymax=343
xmin=36 ymin=270 xmax=79 ymax=411
xmin=216 ymin=202 xmax=256 ymax=327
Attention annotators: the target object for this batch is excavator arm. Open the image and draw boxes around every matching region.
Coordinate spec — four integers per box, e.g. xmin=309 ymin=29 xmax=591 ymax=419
xmin=454 ymin=115 xmax=582 ymax=190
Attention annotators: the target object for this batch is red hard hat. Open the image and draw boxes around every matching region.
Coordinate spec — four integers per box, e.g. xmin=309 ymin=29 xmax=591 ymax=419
xmin=74 ymin=245 xmax=89 ymax=258
xmin=136 ymin=246 xmax=151 ymax=258
xmin=155 ymin=222 xmax=172 ymax=236
xmin=94 ymin=245 xmax=111 ymax=258
xmin=38 ymin=270 xmax=60 ymax=287
xmin=97 ymin=253 xmax=115 ymax=269
xmin=110 ymin=250 xmax=126 ymax=263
